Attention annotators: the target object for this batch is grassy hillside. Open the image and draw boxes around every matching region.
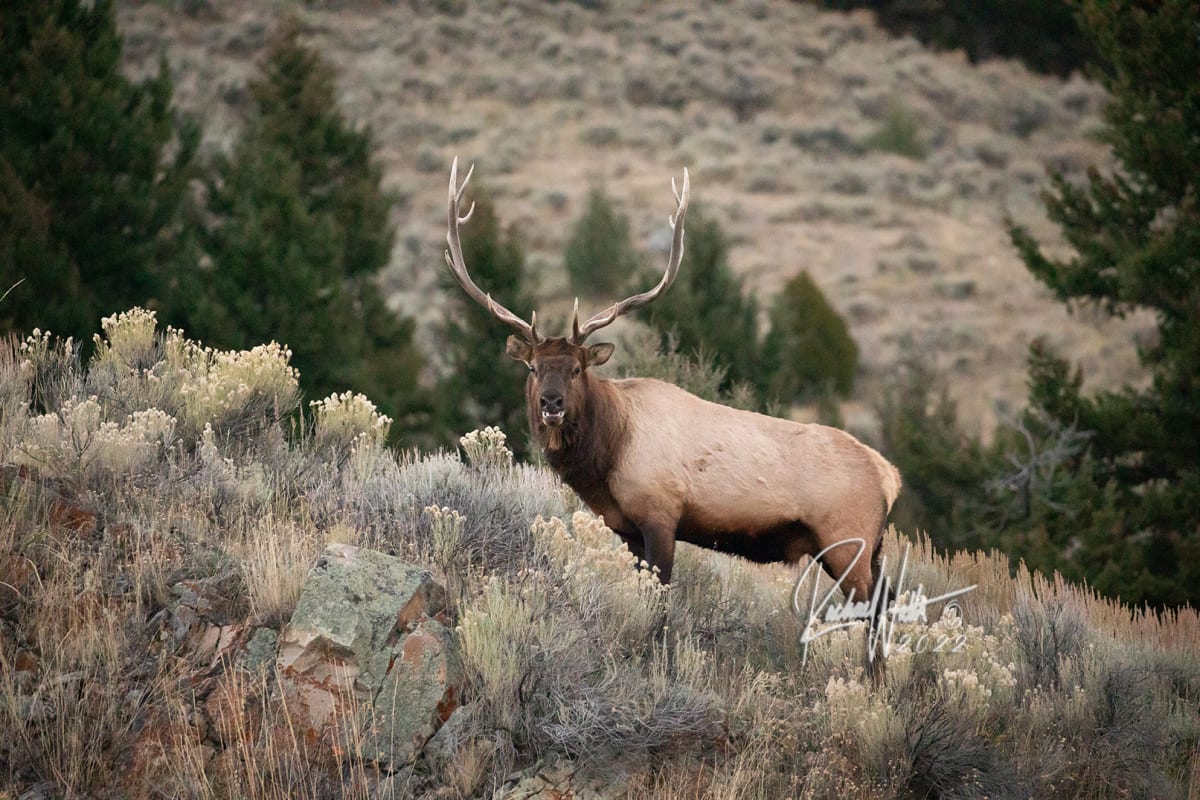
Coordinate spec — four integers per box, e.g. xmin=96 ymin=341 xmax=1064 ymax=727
xmin=115 ymin=0 xmax=1152 ymax=439
xmin=1 ymin=313 xmax=1196 ymax=798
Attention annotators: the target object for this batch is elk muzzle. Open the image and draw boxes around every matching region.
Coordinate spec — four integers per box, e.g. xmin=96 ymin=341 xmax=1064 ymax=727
xmin=540 ymin=391 xmax=566 ymax=425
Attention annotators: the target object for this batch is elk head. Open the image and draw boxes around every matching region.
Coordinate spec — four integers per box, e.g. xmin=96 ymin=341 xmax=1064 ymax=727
xmin=443 ymin=158 xmax=690 ymax=449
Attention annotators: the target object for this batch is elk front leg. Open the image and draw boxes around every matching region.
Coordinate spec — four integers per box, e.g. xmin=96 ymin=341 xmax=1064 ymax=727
xmin=613 ymin=489 xmax=683 ymax=584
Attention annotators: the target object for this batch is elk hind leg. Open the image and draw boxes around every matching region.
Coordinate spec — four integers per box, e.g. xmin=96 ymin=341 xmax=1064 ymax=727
xmin=814 ymin=533 xmax=876 ymax=606
xmin=816 ymin=527 xmax=889 ymax=684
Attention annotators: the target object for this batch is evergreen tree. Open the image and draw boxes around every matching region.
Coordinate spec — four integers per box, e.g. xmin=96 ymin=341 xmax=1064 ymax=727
xmin=245 ymin=23 xmax=391 ymax=281
xmin=876 ymin=352 xmax=990 ymax=551
xmin=812 ymin=0 xmax=1091 ymax=77
xmin=635 ymin=206 xmax=762 ymax=393
xmin=180 ymin=20 xmax=423 ymax=431
xmin=564 ymin=188 xmax=641 ymax=298
xmin=435 ymin=192 xmax=536 ymax=456
xmin=0 ymin=0 xmax=196 ymax=343
xmin=1007 ymin=0 xmax=1200 ymax=607
xmin=760 ymin=271 xmax=859 ymax=403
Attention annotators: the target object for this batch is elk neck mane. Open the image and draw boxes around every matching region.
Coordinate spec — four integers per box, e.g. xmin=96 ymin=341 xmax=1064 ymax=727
xmin=530 ymin=375 xmax=628 ymax=496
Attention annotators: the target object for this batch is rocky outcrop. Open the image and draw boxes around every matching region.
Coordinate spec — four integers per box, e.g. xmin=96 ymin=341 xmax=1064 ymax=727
xmin=361 ymin=617 xmax=461 ymax=766
xmin=495 ymin=759 xmax=630 ymax=800
xmin=276 ymin=543 xmax=459 ymax=769
xmin=153 ymin=569 xmax=280 ymax=676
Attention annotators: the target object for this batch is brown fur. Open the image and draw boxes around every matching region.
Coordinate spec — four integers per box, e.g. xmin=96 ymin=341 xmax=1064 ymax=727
xmin=513 ymin=337 xmax=902 ymax=597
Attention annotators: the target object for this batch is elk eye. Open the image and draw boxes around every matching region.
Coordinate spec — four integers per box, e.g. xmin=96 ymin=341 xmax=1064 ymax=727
xmin=529 ymin=364 xmax=537 ymax=375
xmin=572 ymin=366 xmax=582 ymax=376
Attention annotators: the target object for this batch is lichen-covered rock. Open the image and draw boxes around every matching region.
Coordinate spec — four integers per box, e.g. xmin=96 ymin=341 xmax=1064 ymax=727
xmin=362 ymin=618 xmax=461 ymax=767
xmin=277 ymin=543 xmax=450 ymax=761
xmin=495 ymin=759 xmax=629 ymax=800
xmin=238 ymin=626 xmax=278 ymax=673
xmin=422 ymin=704 xmax=470 ymax=769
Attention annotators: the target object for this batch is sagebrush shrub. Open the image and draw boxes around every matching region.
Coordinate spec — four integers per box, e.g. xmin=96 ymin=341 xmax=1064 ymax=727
xmin=455 ymin=511 xmax=721 ymax=774
xmin=311 ymin=391 xmax=392 ymax=452
xmin=458 ymin=425 xmax=513 ymax=470
xmin=862 ymin=103 xmax=928 ymax=160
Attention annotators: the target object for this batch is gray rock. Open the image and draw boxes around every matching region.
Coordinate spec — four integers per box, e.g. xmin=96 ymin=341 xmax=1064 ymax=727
xmin=164 ymin=569 xmax=246 ymax=648
xmin=422 ymin=705 xmax=470 ymax=768
xmin=237 ymin=627 xmax=278 ymax=673
xmin=277 ymin=544 xmax=452 ymax=765
xmin=17 ymin=782 xmax=57 ymax=800
xmin=362 ymin=619 xmax=462 ymax=767
xmin=495 ymin=759 xmax=629 ymax=800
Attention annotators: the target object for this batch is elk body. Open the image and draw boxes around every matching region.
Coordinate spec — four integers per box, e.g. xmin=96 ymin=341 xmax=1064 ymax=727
xmin=444 ymin=160 xmax=901 ymax=603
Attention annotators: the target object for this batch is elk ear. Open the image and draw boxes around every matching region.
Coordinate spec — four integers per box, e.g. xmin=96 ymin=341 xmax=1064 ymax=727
xmin=505 ymin=335 xmax=533 ymax=365
xmin=587 ymin=342 xmax=615 ymax=367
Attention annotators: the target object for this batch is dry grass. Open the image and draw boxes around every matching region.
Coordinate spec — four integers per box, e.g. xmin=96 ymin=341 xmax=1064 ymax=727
xmin=1 ymin=313 xmax=1197 ymax=798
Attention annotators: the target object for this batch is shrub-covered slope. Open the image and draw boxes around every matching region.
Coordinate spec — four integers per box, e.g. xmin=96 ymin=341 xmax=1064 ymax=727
xmin=1 ymin=313 xmax=1196 ymax=798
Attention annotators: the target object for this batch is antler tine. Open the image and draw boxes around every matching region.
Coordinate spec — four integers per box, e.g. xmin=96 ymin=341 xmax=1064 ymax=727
xmin=453 ymin=160 xmax=476 ymax=222
xmin=445 ymin=158 xmax=538 ymax=342
xmin=573 ymin=168 xmax=690 ymax=344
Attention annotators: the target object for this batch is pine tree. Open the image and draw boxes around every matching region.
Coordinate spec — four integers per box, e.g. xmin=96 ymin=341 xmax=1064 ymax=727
xmin=636 ymin=206 xmax=762 ymax=394
xmin=564 ymin=188 xmax=641 ymax=298
xmin=760 ymin=271 xmax=859 ymax=403
xmin=435 ymin=192 xmax=535 ymax=455
xmin=876 ymin=352 xmax=990 ymax=551
xmin=245 ymin=23 xmax=391 ymax=281
xmin=813 ymin=0 xmax=1091 ymax=77
xmin=181 ymin=20 xmax=423 ymax=431
xmin=1007 ymin=0 xmax=1200 ymax=607
xmin=0 ymin=0 xmax=196 ymax=342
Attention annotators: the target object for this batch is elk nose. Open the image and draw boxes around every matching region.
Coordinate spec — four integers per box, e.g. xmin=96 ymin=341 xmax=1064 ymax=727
xmin=540 ymin=392 xmax=564 ymax=414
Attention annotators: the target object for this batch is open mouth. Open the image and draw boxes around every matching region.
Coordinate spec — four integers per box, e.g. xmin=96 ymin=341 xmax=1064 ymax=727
xmin=541 ymin=410 xmax=566 ymax=425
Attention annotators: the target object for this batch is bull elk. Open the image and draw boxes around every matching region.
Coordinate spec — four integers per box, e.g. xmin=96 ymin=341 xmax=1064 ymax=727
xmin=443 ymin=159 xmax=901 ymax=606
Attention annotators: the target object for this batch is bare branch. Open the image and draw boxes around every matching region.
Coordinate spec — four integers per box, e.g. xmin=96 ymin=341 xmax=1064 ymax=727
xmin=984 ymin=409 xmax=1093 ymax=526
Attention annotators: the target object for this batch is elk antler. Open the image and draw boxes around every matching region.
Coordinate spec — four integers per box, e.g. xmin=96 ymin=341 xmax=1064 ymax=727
xmin=445 ymin=157 xmax=540 ymax=343
xmin=572 ymin=169 xmax=690 ymax=344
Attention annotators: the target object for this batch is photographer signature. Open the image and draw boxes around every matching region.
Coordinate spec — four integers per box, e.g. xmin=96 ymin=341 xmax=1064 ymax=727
xmin=792 ymin=538 xmax=975 ymax=665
